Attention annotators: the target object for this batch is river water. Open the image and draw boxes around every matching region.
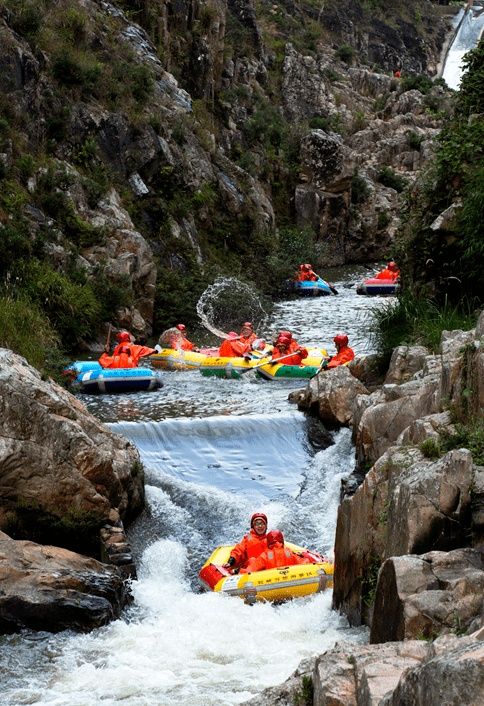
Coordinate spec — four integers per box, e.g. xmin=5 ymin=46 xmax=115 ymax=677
xmin=1 ymin=264 xmax=386 ymax=706
xmin=442 ymin=5 xmax=484 ymax=90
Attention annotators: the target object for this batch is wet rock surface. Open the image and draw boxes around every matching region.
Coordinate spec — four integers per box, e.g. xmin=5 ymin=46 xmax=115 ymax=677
xmin=0 ymin=531 xmax=129 ymax=633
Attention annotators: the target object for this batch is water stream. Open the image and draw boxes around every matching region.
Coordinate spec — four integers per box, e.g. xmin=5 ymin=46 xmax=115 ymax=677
xmin=1 ymin=264 xmax=385 ymax=706
xmin=442 ymin=5 xmax=484 ymax=90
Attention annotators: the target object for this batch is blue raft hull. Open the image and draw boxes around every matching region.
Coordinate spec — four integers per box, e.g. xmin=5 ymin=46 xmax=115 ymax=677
xmin=70 ymin=365 xmax=163 ymax=394
xmin=288 ymin=279 xmax=332 ymax=296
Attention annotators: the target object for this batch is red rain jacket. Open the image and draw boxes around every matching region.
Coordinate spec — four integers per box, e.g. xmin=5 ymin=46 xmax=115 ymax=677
xmin=298 ymin=270 xmax=318 ymax=282
xmin=230 ymin=528 xmax=268 ymax=570
xmin=375 ymin=268 xmax=399 ymax=281
xmin=326 ymin=345 xmax=355 ymax=369
xmin=218 ymin=338 xmax=250 ymax=358
xmin=271 ymin=345 xmax=308 ymax=366
xmin=246 ymin=542 xmax=309 ymax=572
xmin=99 ymin=344 xmax=156 ymax=369
xmin=172 ymin=336 xmax=195 ymax=351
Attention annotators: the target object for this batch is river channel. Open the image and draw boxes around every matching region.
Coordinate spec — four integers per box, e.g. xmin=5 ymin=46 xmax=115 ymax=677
xmin=2 ymin=264 xmax=388 ymax=706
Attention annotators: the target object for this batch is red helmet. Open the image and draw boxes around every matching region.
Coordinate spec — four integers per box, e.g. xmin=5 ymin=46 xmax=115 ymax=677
xmin=227 ymin=332 xmax=238 ymax=340
xmin=242 ymin=322 xmax=252 ymax=329
xmin=277 ymin=336 xmax=291 ymax=347
xmin=388 ymin=262 xmax=397 ymax=271
xmin=117 ymin=331 xmax=131 ymax=343
xmin=267 ymin=530 xmax=284 ymax=547
xmin=280 ymin=331 xmax=292 ymax=340
xmin=251 ymin=513 xmax=267 ymax=529
xmin=118 ymin=345 xmax=131 ymax=355
xmin=334 ymin=334 xmax=348 ymax=347
xmin=304 ymin=264 xmax=312 ymax=270
xmin=175 ymin=324 xmax=186 ymax=331
xmin=298 ymin=265 xmax=305 ymax=270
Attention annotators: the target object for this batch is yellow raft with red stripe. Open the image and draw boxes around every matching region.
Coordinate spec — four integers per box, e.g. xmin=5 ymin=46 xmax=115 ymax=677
xmin=198 ymin=543 xmax=333 ymax=604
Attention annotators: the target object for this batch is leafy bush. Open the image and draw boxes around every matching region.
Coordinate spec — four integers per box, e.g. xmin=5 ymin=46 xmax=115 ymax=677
xmin=0 ymin=292 xmax=60 ymax=370
xmin=407 ymin=131 xmax=425 ymax=150
xmin=11 ymin=259 xmax=101 ymax=343
xmin=378 ymin=211 xmax=390 ymax=229
xmin=324 ymin=67 xmax=338 ymax=82
xmin=400 ymin=74 xmax=433 ymax=95
xmin=440 ymin=416 xmax=484 ymax=465
xmin=335 ymin=44 xmax=355 ymax=63
xmin=419 ymin=438 xmax=441 ymax=459
xmin=351 ymin=169 xmax=370 ymax=204
xmin=377 ymin=167 xmax=408 ymax=193
xmin=244 ymin=102 xmax=286 ymax=149
xmin=368 ymin=291 xmax=478 ymax=361
xmin=9 ymin=0 xmax=43 ymax=39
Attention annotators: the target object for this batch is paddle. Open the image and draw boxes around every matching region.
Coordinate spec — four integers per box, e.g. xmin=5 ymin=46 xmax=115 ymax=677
xmin=313 ymin=273 xmax=338 ymax=295
xmin=104 ymin=323 xmax=112 ymax=353
xmin=238 ymin=351 xmax=301 ymax=374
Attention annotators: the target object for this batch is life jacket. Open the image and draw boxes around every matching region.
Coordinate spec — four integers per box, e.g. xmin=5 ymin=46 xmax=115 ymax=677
xmin=240 ymin=332 xmax=257 ymax=346
xmin=172 ymin=337 xmax=195 ymax=351
xmin=230 ymin=528 xmax=268 ymax=569
xmin=99 ymin=350 xmax=137 ymax=369
xmin=272 ymin=345 xmax=308 ymax=365
xmin=218 ymin=339 xmax=249 ymax=358
xmin=246 ymin=543 xmax=308 ymax=572
xmin=326 ymin=345 xmax=355 ymax=369
xmin=98 ymin=344 xmax=156 ymax=369
xmin=375 ymin=269 xmax=399 ymax=281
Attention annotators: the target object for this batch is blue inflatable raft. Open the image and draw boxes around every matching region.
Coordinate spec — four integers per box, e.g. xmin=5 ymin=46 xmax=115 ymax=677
xmin=67 ymin=361 xmax=163 ymax=394
xmin=288 ymin=278 xmax=333 ymax=296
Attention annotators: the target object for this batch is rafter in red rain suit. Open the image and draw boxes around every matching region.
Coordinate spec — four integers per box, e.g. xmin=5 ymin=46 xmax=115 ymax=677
xmin=245 ymin=542 xmax=309 ymax=572
xmin=298 ymin=270 xmax=318 ymax=282
xmin=229 ymin=527 xmax=268 ymax=570
xmin=218 ymin=338 xmax=250 ymax=358
xmin=326 ymin=345 xmax=355 ymax=369
xmin=271 ymin=345 xmax=308 ymax=366
xmin=99 ymin=343 xmax=156 ymax=369
xmin=172 ymin=336 xmax=195 ymax=351
xmin=375 ymin=268 xmax=399 ymax=281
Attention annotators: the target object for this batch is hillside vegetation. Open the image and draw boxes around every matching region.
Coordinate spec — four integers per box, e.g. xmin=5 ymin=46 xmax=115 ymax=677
xmin=0 ymin=0 xmax=463 ymax=372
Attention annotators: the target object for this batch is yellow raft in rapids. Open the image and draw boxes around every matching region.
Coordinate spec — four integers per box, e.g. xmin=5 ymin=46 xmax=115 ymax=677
xmin=198 ymin=543 xmax=333 ymax=604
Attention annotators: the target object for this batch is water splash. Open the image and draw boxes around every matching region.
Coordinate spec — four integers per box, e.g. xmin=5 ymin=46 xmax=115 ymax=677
xmin=197 ymin=277 xmax=268 ymax=338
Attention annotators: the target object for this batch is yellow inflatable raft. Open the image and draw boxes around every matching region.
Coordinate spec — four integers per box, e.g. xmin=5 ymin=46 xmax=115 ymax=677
xmin=150 ymin=348 xmax=210 ymax=370
xmin=198 ymin=543 xmax=333 ymax=604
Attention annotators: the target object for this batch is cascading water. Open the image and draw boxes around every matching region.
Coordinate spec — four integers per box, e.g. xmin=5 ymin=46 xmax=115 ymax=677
xmin=1 ymin=264 xmax=382 ymax=705
xmin=442 ymin=5 xmax=484 ymax=90
xmin=196 ymin=277 xmax=269 ymax=338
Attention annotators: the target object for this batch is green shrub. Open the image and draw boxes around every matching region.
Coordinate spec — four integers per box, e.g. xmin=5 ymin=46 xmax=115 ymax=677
xmin=407 ymin=131 xmax=425 ymax=150
xmin=335 ymin=44 xmax=355 ymax=63
xmin=419 ymin=438 xmax=441 ymax=459
xmin=351 ymin=169 xmax=370 ymax=204
xmin=433 ymin=77 xmax=448 ymax=89
xmin=400 ymin=74 xmax=433 ymax=95
xmin=0 ymin=293 xmax=60 ymax=370
xmin=324 ymin=67 xmax=338 ymax=82
xmin=378 ymin=211 xmax=390 ymax=229
xmin=11 ymin=259 xmax=101 ymax=343
xmin=244 ymin=102 xmax=286 ymax=149
xmin=368 ymin=291 xmax=478 ymax=360
xmin=440 ymin=417 xmax=484 ymax=465
xmin=377 ymin=167 xmax=408 ymax=193
xmin=9 ymin=1 xmax=43 ymax=39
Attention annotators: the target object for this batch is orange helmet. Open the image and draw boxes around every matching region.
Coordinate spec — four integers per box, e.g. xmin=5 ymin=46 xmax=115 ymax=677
xmin=117 ymin=331 xmax=131 ymax=343
xmin=267 ymin=530 xmax=284 ymax=547
xmin=334 ymin=334 xmax=348 ymax=347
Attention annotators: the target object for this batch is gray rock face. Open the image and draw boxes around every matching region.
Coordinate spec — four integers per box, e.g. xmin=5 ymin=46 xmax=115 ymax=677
xmin=0 ymin=532 xmax=129 ymax=633
xmin=371 ymin=549 xmax=484 ymax=644
xmin=297 ymin=365 xmax=369 ymax=426
xmin=0 ymin=349 xmax=144 ymax=528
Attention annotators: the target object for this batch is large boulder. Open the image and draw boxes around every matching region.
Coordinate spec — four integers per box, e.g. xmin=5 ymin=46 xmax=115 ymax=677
xmin=371 ymin=549 xmax=484 ymax=644
xmin=333 ymin=447 xmax=474 ymax=626
xmin=0 ymin=349 xmax=144 ymax=537
xmin=0 ymin=531 xmax=129 ymax=633
xmin=297 ymin=365 xmax=369 ymax=426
